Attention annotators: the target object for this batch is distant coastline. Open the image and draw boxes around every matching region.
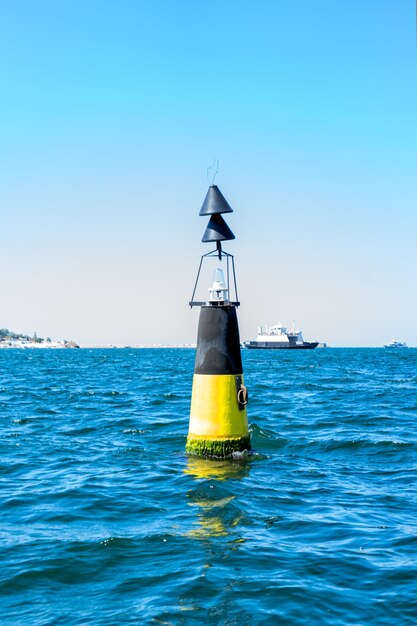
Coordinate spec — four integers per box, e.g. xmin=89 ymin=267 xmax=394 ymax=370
xmin=80 ymin=343 xmax=197 ymax=349
xmin=0 ymin=329 xmax=79 ymax=349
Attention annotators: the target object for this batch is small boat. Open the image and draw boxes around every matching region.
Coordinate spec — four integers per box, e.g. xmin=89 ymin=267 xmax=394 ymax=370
xmin=383 ymin=341 xmax=408 ymax=349
xmin=244 ymin=323 xmax=319 ymax=350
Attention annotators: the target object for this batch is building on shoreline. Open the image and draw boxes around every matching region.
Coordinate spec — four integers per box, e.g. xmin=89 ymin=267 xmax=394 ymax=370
xmin=0 ymin=329 xmax=79 ymax=349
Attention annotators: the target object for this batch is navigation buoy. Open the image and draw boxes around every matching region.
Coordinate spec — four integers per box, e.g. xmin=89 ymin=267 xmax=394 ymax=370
xmin=186 ymin=185 xmax=251 ymax=458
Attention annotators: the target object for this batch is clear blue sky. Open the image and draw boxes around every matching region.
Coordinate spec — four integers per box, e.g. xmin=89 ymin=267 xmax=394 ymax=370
xmin=1 ymin=0 xmax=416 ymax=346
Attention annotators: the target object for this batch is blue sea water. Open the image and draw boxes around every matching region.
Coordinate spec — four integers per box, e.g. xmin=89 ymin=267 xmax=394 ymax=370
xmin=1 ymin=347 xmax=417 ymax=625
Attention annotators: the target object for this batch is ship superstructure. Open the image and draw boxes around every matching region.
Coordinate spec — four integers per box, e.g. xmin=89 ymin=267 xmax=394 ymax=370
xmin=245 ymin=323 xmax=318 ymax=350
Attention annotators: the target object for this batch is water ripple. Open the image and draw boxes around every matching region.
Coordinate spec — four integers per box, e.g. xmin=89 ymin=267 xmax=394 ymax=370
xmin=1 ymin=348 xmax=417 ymax=624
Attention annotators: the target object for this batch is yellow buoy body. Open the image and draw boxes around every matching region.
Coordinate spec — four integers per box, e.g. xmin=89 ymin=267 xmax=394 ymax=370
xmin=186 ymin=305 xmax=251 ymax=458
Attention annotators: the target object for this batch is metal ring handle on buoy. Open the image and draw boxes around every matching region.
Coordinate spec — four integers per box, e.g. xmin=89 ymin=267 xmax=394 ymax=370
xmin=237 ymin=385 xmax=248 ymax=408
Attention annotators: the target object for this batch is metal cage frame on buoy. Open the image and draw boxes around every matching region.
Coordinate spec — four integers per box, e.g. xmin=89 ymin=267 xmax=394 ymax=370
xmin=189 ymin=247 xmax=240 ymax=308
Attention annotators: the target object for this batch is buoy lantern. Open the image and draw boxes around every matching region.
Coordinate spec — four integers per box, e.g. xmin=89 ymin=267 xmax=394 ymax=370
xmin=186 ymin=185 xmax=251 ymax=458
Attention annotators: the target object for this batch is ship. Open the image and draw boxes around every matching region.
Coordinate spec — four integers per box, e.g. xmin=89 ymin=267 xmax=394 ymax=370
xmin=244 ymin=323 xmax=319 ymax=350
xmin=383 ymin=340 xmax=408 ymax=349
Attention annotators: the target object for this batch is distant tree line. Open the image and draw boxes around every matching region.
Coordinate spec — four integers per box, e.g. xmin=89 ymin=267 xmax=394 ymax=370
xmin=0 ymin=329 xmax=44 ymax=343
